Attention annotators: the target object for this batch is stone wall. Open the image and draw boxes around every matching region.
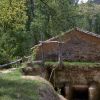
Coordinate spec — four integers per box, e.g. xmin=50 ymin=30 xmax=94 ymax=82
xmin=46 ymin=65 xmax=100 ymax=100
xmin=50 ymin=66 xmax=100 ymax=86
xmin=34 ymin=30 xmax=100 ymax=62
xmin=22 ymin=62 xmax=100 ymax=100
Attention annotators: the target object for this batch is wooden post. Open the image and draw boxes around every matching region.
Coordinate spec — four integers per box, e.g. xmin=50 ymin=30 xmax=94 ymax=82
xmin=58 ymin=42 xmax=64 ymax=66
xmin=40 ymin=32 xmax=45 ymax=67
xmin=40 ymin=41 xmax=45 ymax=67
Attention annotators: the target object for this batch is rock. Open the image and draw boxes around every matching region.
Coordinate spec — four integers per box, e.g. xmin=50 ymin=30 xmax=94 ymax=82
xmin=22 ymin=76 xmax=67 ymax=100
xmin=22 ymin=66 xmax=48 ymax=79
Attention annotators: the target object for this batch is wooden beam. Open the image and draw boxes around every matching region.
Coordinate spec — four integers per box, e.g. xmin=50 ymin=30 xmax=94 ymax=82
xmin=39 ymin=41 xmax=59 ymax=44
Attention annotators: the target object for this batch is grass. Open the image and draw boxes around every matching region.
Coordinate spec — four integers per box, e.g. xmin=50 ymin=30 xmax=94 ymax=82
xmin=45 ymin=61 xmax=100 ymax=67
xmin=0 ymin=69 xmax=39 ymax=100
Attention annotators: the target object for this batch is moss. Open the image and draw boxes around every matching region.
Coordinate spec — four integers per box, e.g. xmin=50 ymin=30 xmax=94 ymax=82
xmin=32 ymin=47 xmax=39 ymax=61
xmin=45 ymin=61 xmax=100 ymax=68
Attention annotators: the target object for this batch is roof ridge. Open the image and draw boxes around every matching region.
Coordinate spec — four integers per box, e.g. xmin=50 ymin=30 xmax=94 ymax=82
xmin=31 ymin=27 xmax=100 ymax=49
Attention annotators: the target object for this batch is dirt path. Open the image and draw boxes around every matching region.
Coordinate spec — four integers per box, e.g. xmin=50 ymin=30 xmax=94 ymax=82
xmin=0 ymin=68 xmax=17 ymax=74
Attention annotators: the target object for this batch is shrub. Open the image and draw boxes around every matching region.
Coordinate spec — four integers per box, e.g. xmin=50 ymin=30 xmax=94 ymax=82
xmin=0 ymin=49 xmax=10 ymax=65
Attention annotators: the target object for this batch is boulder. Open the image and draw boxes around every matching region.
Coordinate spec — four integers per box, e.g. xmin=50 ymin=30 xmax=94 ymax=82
xmin=22 ymin=76 xmax=67 ymax=100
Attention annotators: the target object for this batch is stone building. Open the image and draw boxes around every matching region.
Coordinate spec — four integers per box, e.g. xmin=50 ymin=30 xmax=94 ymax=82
xmin=32 ymin=28 xmax=100 ymax=62
xmin=29 ymin=28 xmax=100 ymax=100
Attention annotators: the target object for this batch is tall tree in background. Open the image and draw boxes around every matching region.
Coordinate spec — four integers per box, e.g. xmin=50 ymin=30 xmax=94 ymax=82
xmin=26 ymin=0 xmax=34 ymax=31
xmin=76 ymin=2 xmax=100 ymax=33
xmin=94 ymin=14 xmax=100 ymax=34
xmin=31 ymin=0 xmax=76 ymax=43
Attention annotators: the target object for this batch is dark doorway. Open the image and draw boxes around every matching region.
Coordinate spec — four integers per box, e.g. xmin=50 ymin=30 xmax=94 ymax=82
xmin=61 ymin=86 xmax=66 ymax=97
xmin=72 ymin=85 xmax=89 ymax=100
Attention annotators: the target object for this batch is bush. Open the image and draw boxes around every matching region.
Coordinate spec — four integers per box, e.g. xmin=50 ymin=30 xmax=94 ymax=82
xmin=0 ymin=49 xmax=10 ymax=65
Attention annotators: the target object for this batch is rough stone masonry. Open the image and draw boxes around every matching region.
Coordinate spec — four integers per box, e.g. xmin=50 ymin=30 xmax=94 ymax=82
xmin=33 ymin=28 xmax=100 ymax=62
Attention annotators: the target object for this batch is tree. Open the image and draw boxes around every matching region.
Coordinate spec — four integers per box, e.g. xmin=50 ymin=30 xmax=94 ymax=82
xmin=31 ymin=0 xmax=77 ymax=44
xmin=26 ymin=0 xmax=34 ymax=31
xmin=0 ymin=0 xmax=30 ymax=64
xmin=76 ymin=2 xmax=100 ymax=34
xmin=94 ymin=14 xmax=100 ymax=34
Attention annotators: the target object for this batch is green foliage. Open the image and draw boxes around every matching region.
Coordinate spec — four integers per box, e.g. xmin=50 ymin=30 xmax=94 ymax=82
xmin=94 ymin=14 xmax=100 ymax=34
xmin=0 ymin=0 xmax=31 ymax=64
xmin=76 ymin=3 xmax=100 ymax=33
xmin=31 ymin=0 xmax=76 ymax=42
xmin=0 ymin=49 xmax=10 ymax=65
xmin=0 ymin=0 xmax=100 ymax=64
xmin=0 ymin=0 xmax=27 ymax=32
xmin=32 ymin=47 xmax=38 ymax=60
